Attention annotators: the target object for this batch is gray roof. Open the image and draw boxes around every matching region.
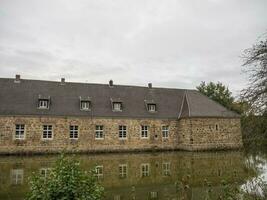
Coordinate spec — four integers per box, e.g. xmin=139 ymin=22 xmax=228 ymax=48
xmin=0 ymin=77 xmax=240 ymax=119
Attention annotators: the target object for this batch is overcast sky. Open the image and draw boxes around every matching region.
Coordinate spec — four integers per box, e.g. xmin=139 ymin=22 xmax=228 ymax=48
xmin=0 ymin=0 xmax=266 ymax=95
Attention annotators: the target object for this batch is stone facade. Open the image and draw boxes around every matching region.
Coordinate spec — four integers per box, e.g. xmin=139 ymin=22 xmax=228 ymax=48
xmin=0 ymin=116 xmax=242 ymax=154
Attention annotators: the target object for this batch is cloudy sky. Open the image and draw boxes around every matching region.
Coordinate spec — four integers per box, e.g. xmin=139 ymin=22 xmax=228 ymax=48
xmin=0 ymin=0 xmax=266 ymax=95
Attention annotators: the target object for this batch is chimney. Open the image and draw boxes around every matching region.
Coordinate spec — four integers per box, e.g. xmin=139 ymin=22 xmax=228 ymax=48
xmin=14 ymin=74 xmax=21 ymax=83
xmin=109 ymin=79 xmax=113 ymax=87
xmin=148 ymin=83 xmax=152 ymax=89
xmin=60 ymin=78 xmax=65 ymax=85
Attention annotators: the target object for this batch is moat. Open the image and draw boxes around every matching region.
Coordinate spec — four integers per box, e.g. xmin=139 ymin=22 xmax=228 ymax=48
xmin=0 ymin=149 xmax=266 ymax=200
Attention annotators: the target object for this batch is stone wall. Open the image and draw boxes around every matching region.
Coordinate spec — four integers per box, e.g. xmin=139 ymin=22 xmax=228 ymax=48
xmin=0 ymin=116 xmax=242 ymax=154
xmin=178 ymin=118 xmax=243 ymax=151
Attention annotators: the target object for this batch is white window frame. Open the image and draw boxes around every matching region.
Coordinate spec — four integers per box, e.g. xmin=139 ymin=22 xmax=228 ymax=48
xmin=95 ymin=125 xmax=104 ymax=140
xmin=113 ymin=102 xmax=122 ymax=112
xmin=81 ymin=101 xmax=90 ymax=111
xmin=42 ymin=125 xmax=53 ymax=140
xmin=162 ymin=162 xmax=171 ymax=176
xmin=69 ymin=125 xmax=79 ymax=139
xmin=162 ymin=125 xmax=169 ymax=139
xmin=95 ymin=165 xmax=103 ymax=179
xmin=11 ymin=169 xmax=24 ymax=185
xmin=119 ymin=125 xmax=127 ymax=140
xmin=40 ymin=168 xmax=52 ymax=178
xmin=119 ymin=164 xmax=127 ymax=178
xmin=140 ymin=163 xmax=150 ymax=177
xmin=141 ymin=125 xmax=149 ymax=139
xmin=147 ymin=104 xmax=156 ymax=112
xmin=15 ymin=124 xmax=25 ymax=140
xmin=38 ymin=99 xmax=49 ymax=109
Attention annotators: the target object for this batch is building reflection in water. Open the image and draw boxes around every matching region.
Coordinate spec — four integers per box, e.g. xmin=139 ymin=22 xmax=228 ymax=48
xmin=0 ymin=151 xmax=257 ymax=200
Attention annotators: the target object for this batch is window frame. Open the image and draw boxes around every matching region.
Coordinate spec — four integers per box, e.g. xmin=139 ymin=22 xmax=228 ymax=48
xmin=95 ymin=165 xmax=103 ymax=179
xmin=147 ymin=103 xmax=157 ymax=112
xmin=42 ymin=125 xmax=53 ymax=140
xmin=113 ymin=102 xmax=122 ymax=112
xmin=140 ymin=163 xmax=150 ymax=177
xmin=14 ymin=124 xmax=25 ymax=140
xmin=162 ymin=162 xmax=171 ymax=176
xmin=162 ymin=125 xmax=169 ymax=139
xmin=95 ymin=125 xmax=104 ymax=140
xmin=69 ymin=125 xmax=79 ymax=139
xmin=38 ymin=99 xmax=49 ymax=109
xmin=118 ymin=164 xmax=127 ymax=179
xmin=140 ymin=125 xmax=149 ymax=139
xmin=118 ymin=125 xmax=127 ymax=140
xmin=80 ymin=100 xmax=91 ymax=111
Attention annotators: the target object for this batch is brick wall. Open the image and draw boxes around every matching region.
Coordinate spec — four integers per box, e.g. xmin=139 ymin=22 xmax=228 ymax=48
xmin=0 ymin=116 xmax=242 ymax=154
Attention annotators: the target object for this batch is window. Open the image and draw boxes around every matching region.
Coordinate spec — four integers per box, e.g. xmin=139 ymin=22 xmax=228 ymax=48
xmin=162 ymin=126 xmax=169 ymax=139
xmin=43 ymin=125 xmax=53 ymax=139
xmin=95 ymin=125 xmax=104 ymax=139
xmin=69 ymin=125 xmax=78 ymax=139
xmin=15 ymin=124 xmax=25 ymax=139
xmin=150 ymin=192 xmax=158 ymax=199
xmin=141 ymin=125 xmax=149 ymax=138
xmin=113 ymin=102 xmax=122 ymax=111
xmin=40 ymin=168 xmax=51 ymax=178
xmin=38 ymin=99 xmax=49 ymax=109
xmin=147 ymin=104 xmax=156 ymax=112
xmin=81 ymin=101 xmax=90 ymax=110
xmin=119 ymin=125 xmax=127 ymax=139
xmin=140 ymin=163 xmax=150 ymax=177
xmin=215 ymin=124 xmax=219 ymax=131
xmin=11 ymin=169 xmax=24 ymax=185
xmin=119 ymin=164 xmax=127 ymax=178
xmin=95 ymin=165 xmax=103 ymax=179
xmin=162 ymin=162 xmax=171 ymax=176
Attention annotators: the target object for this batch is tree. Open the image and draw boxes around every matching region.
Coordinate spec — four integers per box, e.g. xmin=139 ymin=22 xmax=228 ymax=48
xmin=196 ymin=81 xmax=238 ymax=112
xmin=26 ymin=155 xmax=104 ymax=200
xmin=242 ymin=35 xmax=267 ymax=114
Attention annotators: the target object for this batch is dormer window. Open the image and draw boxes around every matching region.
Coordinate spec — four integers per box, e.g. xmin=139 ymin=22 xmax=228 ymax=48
xmin=81 ymin=101 xmax=90 ymax=110
xmin=80 ymin=97 xmax=91 ymax=111
xmin=147 ymin=104 xmax=156 ymax=112
xmin=38 ymin=99 xmax=49 ymax=109
xmin=113 ymin=102 xmax=122 ymax=111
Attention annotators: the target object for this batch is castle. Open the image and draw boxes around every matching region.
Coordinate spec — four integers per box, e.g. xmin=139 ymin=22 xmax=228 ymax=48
xmin=0 ymin=75 xmax=242 ymax=154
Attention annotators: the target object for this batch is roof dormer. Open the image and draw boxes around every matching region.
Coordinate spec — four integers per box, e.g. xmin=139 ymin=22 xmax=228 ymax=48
xmin=80 ymin=97 xmax=91 ymax=111
xmin=37 ymin=95 xmax=50 ymax=109
xmin=111 ymin=98 xmax=123 ymax=112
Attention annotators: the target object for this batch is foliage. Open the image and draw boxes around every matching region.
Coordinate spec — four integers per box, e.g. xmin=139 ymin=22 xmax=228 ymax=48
xmin=241 ymin=35 xmax=267 ymax=114
xmin=196 ymin=81 xmax=242 ymax=113
xmin=26 ymin=155 xmax=104 ymax=200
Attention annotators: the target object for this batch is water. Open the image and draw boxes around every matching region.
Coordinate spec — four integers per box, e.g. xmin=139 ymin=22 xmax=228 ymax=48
xmin=0 ymin=150 xmax=266 ymax=200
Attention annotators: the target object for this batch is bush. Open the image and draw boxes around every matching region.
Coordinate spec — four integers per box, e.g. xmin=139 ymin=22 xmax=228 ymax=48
xmin=26 ymin=155 xmax=104 ymax=200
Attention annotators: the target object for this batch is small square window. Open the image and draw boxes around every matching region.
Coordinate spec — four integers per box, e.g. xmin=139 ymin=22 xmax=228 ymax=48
xmin=147 ymin=104 xmax=156 ymax=112
xmin=15 ymin=124 xmax=25 ymax=140
xmin=43 ymin=125 xmax=53 ymax=139
xmin=113 ymin=102 xmax=122 ymax=111
xmin=38 ymin=99 xmax=49 ymax=109
xmin=95 ymin=125 xmax=104 ymax=139
xmin=69 ymin=125 xmax=78 ymax=139
xmin=81 ymin=101 xmax=90 ymax=110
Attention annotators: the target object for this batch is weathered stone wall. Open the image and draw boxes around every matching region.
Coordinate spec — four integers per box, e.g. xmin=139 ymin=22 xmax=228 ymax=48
xmin=0 ymin=116 xmax=242 ymax=154
xmin=178 ymin=118 xmax=243 ymax=151
xmin=0 ymin=116 xmax=179 ymax=154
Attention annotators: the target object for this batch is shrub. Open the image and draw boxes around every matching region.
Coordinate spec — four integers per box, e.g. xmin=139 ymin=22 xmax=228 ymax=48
xmin=26 ymin=155 xmax=104 ymax=200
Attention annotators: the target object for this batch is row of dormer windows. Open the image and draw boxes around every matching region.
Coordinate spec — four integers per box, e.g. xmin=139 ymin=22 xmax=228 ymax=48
xmin=14 ymin=124 xmax=169 ymax=140
xmin=37 ymin=99 xmax=157 ymax=112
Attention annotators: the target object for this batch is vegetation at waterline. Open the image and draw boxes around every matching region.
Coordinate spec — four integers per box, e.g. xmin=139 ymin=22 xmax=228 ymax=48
xmin=176 ymin=174 xmax=267 ymax=200
xmin=197 ymin=33 xmax=267 ymax=147
xmin=26 ymin=155 xmax=104 ymax=200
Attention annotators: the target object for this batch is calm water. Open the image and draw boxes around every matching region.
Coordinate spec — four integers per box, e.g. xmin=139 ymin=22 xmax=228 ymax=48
xmin=0 ymin=149 xmax=266 ymax=200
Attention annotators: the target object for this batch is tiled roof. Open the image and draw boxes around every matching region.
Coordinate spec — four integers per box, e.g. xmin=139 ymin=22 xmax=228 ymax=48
xmin=0 ymin=77 xmax=240 ymax=119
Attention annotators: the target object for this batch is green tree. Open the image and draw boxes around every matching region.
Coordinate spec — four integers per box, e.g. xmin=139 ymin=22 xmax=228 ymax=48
xmin=196 ymin=81 xmax=237 ymax=112
xmin=26 ymin=155 xmax=104 ymax=200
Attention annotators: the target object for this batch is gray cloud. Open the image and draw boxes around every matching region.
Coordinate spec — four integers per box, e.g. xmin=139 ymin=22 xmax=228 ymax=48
xmin=0 ymin=0 xmax=266 ymax=96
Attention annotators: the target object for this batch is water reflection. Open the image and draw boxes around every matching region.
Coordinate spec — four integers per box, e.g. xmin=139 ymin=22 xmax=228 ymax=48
xmin=0 ymin=151 xmax=260 ymax=200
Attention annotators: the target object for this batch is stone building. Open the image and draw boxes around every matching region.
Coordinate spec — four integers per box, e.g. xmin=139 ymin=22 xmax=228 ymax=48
xmin=0 ymin=75 xmax=242 ymax=154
